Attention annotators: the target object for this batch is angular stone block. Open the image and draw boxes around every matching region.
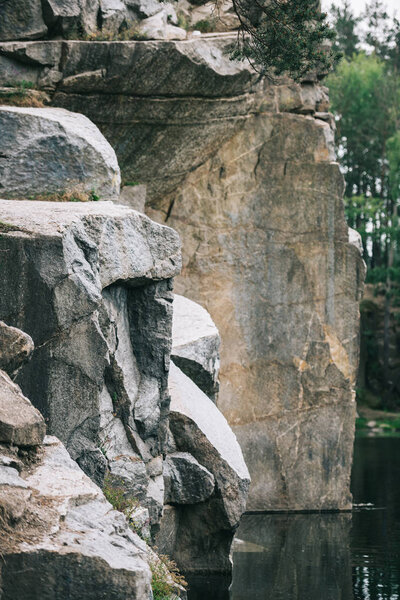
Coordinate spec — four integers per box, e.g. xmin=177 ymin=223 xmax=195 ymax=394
xmin=0 ymin=106 xmax=120 ymax=200
xmin=172 ymin=294 xmax=220 ymax=401
xmin=0 ymin=371 xmax=45 ymax=447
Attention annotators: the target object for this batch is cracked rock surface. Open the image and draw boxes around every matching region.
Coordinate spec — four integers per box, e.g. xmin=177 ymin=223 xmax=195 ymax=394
xmin=0 ymin=199 xmax=180 ymax=530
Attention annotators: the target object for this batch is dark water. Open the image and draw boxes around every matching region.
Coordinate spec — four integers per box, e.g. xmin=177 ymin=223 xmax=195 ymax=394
xmin=187 ymin=437 xmax=400 ymax=600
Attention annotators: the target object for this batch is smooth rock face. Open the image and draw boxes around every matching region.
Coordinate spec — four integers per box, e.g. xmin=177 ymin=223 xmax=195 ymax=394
xmin=0 ymin=370 xmax=46 ymax=447
xmin=165 ymin=112 xmax=365 ymax=511
xmin=0 ymin=436 xmax=152 ymax=599
xmin=164 ymin=451 xmax=215 ymax=504
xmin=0 ymin=321 xmax=34 ymax=378
xmin=172 ymin=294 xmax=220 ymax=401
xmin=0 ymin=107 xmax=120 ymax=200
xmin=0 ymin=199 xmax=181 ymax=527
xmin=166 ymin=362 xmax=250 ymax=572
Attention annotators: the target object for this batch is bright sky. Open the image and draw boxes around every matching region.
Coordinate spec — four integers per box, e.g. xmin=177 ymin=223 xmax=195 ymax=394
xmin=321 ymin=0 xmax=398 ymax=17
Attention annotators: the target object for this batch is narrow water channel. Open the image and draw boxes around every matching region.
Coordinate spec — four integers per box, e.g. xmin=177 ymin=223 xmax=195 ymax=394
xmin=186 ymin=436 xmax=400 ymax=600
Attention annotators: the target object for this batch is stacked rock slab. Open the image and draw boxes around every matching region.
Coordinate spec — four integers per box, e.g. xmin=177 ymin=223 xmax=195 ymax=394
xmin=0 ymin=103 xmax=250 ymax=573
xmin=0 ymin=35 xmax=366 ymax=510
xmin=0 ymin=198 xmax=181 ymax=529
xmin=0 ymin=324 xmax=153 ymax=600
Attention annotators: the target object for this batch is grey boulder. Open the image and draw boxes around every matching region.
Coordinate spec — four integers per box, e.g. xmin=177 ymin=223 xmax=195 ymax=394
xmin=0 ymin=436 xmax=153 ymax=599
xmin=172 ymin=294 xmax=220 ymax=401
xmin=164 ymin=362 xmax=249 ymax=572
xmin=0 ymin=107 xmax=120 ymax=200
xmin=0 ymin=199 xmax=181 ymax=530
xmin=42 ymin=0 xmax=99 ymax=37
xmin=0 ymin=370 xmax=45 ymax=447
xmin=0 ymin=321 xmax=34 ymax=378
xmin=0 ymin=0 xmax=47 ymax=42
xmin=164 ymin=451 xmax=215 ymax=504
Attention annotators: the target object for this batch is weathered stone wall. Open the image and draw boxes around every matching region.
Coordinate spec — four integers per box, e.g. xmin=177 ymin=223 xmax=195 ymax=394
xmin=0 ymin=32 xmax=365 ymax=511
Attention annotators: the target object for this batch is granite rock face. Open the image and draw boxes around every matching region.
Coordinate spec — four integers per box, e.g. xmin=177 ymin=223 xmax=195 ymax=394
xmin=164 ymin=451 xmax=215 ymax=504
xmin=0 ymin=107 xmax=120 ymax=200
xmin=0 ymin=199 xmax=181 ymax=528
xmin=172 ymin=294 xmax=220 ymax=401
xmin=0 ymin=0 xmax=47 ymax=42
xmin=0 ymin=27 xmax=365 ymax=517
xmin=0 ymin=34 xmax=366 ymax=511
xmin=0 ymin=434 xmax=153 ymax=599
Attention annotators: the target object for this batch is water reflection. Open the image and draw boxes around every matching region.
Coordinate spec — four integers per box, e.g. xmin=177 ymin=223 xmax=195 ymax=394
xmin=231 ymin=512 xmax=353 ymax=600
xmin=186 ymin=437 xmax=400 ymax=600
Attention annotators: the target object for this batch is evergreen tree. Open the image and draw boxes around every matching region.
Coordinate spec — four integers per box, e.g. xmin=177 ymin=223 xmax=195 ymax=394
xmin=329 ymin=1 xmax=360 ymax=58
xmin=230 ymin=0 xmax=339 ymax=81
xmin=328 ymin=1 xmax=400 ymax=406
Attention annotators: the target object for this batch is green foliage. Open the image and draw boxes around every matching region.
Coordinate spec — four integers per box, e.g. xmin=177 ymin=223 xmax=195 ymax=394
xmin=328 ymin=1 xmax=400 ymax=407
xmin=150 ymin=554 xmax=187 ymax=600
xmin=230 ymin=0 xmax=339 ymax=81
xmin=194 ymin=19 xmax=215 ymax=33
xmin=330 ymin=0 xmax=360 ymax=58
xmin=103 ymin=476 xmax=140 ymax=514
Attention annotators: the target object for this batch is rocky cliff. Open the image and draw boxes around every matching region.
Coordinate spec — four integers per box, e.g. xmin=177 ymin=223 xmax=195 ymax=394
xmin=0 ymin=4 xmax=365 ymax=591
xmin=0 ymin=98 xmax=249 ymax=587
xmin=0 ymin=31 xmax=365 ymax=510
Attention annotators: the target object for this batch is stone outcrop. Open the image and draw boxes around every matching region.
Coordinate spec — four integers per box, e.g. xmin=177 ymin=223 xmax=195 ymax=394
xmin=0 ymin=198 xmax=180 ymax=530
xmin=0 ymin=1 xmax=365 ymax=561
xmin=164 ymin=451 xmax=215 ymax=504
xmin=0 ymin=94 xmax=251 ymax=577
xmin=0 ymin=328 xmax=154 ymax=598
xmin=155 ymin=362 xmax=250 ymax=573
xmin=0 ymin=430 xmax=153 ymax=599
xmin=1 ymin=33 xmax=365 ymax=510
xmin=172 ymin=294 xmax=220 ymax=401
xmin=0 ymin=106 xmax=120 ymax=200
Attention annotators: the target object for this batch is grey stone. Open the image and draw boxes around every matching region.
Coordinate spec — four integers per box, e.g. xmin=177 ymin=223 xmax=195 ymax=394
xmin=119 ymin=184 xmax=147 ymax=213
xmin=154 ymin=504 xmax=179 ymax=557
xmin=42 ymin=0 xmax=100 ymax=37
xmin=164 ymin=451 xmax=215 ymax=504
xmin=0 ymin=0 xmax=47 ymax=42
xmin=140 ymin=10 xmax=187 ymax=40
xmin=146 ymin=474 xmax=165 ymax=524
xmin=172 ymin=294 xmax=220 ymax=401
xmin=100 ymin=0 xmax=129 ymax=34
xmin=129 ymin=505 xmax=151 ymax=540
xmin=108 ymin=455 xmax=149 ymax=499
xmin=167 ymin=362 xmax=249 ymax=572
xmin=349 ymin=227 xmax=363 ymax=255
xmin=0 ymin=199 xmax=180 ymax=528
xmin=0 ymin=106 xmax=120 ymax=200
xmin=0 ymin=436 xmax=153 ymax=599
xmin=125 ymin=0 xmax=165 ymax=18
xmin=190 ymin=0 xmax=240 ymax=32
xmin=0 ymin=465 xmax=28 ymax=488
xmin=0 ymin=370 xmax=46 ymax=447
xmin=0 ymin=321 xmax=34 ymax=378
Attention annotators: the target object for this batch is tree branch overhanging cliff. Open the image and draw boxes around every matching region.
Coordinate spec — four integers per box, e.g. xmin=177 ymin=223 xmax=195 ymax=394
xmin=227 ymin=0 xmax=339 ymax=80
